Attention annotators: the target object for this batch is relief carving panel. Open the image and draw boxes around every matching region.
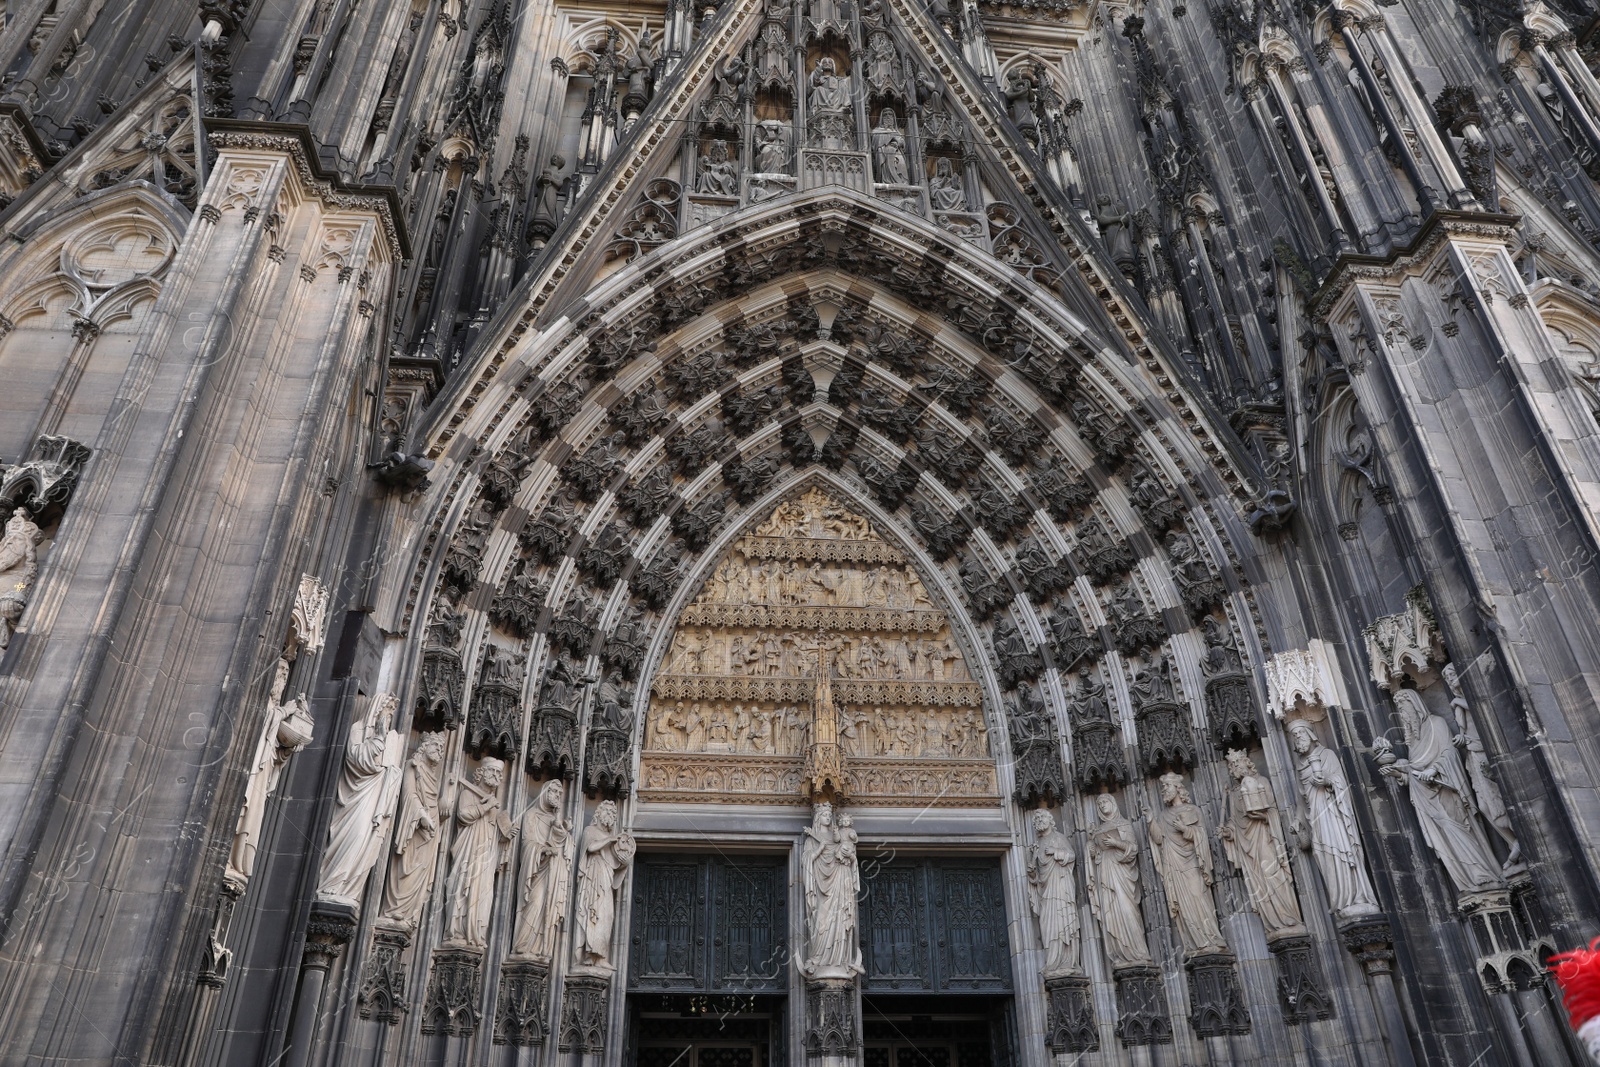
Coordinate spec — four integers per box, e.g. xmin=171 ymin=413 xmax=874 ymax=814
xmin=640 ymin=488 xmax=998 ymax=807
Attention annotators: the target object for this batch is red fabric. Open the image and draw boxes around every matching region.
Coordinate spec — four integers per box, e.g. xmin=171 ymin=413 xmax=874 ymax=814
xmin=1549 ymin=938 xmax=1600 ymax=1030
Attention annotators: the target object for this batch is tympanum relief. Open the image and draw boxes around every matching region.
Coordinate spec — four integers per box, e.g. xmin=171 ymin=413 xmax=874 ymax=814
xmin=640 ymin=488 xmax=997 ymax=806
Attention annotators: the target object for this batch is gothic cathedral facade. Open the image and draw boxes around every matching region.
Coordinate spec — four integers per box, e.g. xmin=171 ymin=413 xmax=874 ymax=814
xmin=1 ymin=0 xmax=1599 ymax=1062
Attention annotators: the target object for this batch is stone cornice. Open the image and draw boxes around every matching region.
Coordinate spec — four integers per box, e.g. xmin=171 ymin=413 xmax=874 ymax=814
xmin=1312 ymin=210 xmax=1521 ymax=317
xmin=204 ymin=118 xmax=411 ymax=261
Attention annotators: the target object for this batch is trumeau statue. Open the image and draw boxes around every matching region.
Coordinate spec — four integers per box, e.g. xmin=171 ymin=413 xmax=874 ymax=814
xmin=1379 ymin=689 xmax=1505 ymax=894
xmin=227 ymin=655 xmax=316 ymax=886
xmin=799 ymin=801 xmax=864 ymax=979
xmin=316 ymin=694 xmax=407 ymax=906
xmin=1085 ymin=793 xmax=1151 ymax=968
xmin=1219 ymin=749 xmax=1304 ymax=938
xmin=511 ymin=779 xmax=574 ymax=961
xmin=443 ymin=758 xmax=517 ymax=948
xmin=0 ymin=506 xmax=42 ymax=650
xmin=1147 ymin=772 xmax=1228 ymax=956
xmin=1443 ymin=663 xmax=1521 ymax=865
xmin=574 ymin=799 xmax=636 ymax=971
xmin=1026 ymin=808 xmax=1080 ymax=977
xmin=1285 ymin=720 xmax=1379 ymax=919
xmin=377 ymin=732 xmax=449 ymax=930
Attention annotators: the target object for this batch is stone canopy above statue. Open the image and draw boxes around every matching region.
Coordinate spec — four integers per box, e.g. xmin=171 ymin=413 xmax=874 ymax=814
xmin=641 ymin=486 xmax=997 ymax=807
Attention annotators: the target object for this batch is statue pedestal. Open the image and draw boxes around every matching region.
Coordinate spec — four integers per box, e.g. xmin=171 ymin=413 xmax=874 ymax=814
xmin=494 ymin=958 xmax=552 ymax=1047
xmin=1112 ymin=965 xmax=1171 ymax=1046
xmin=803 ymin=978 xmax=859 ymax=1058
xmin=1043 ymin=973 xmax=1096 ymax=1053
xmin=1267 ymin=933 xmax=1334 ymax=1024
xmin=358 ymin=923 xmax=411 ymax=1023
xmin=559 ymin=973 xmax=612 ymax=1054
xmin=421 ymin=945 xmax=484 ymax=1037
xmin=1183 ymin=952 xmax=1251 ymax=1037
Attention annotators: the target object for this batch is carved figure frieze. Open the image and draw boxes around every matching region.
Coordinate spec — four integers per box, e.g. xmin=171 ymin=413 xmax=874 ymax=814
xmin=642 ymin=489 xmax=996 ymax=807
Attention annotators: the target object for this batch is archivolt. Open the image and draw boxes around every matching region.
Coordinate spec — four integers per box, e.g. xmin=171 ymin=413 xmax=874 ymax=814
xmin=383 ymin=192 xmax=1273 ymax=770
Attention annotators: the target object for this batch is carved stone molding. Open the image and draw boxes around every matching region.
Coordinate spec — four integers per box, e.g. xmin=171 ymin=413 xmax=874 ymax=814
xmin=1339 ymin=916 xmax=1396 ymax=977
xmin=1113 ymin=965 xmax=1172 ymax=1046
xmin=677 ymin=602 xmax=948 ymax=633
xmin=804 ymin=978 xmax=859 ymax=1054
xmin=493 ymin=959 xmax=550 ymax=1046
xmin=1263 ymin=642 xmax=1340 ymax=718
xmin=1363 ymin=585 xmax=1445 ymax=689
xmin=302 ymin=900 xmax=357 ymax=970
xmin=558 ymin=974 xmax=611 ymax=1054
xmin=1044 ymin=974 xmax=1097 ymax=1052
xmin=358 ymin=925 xmax=411 ymax=1024
xmin=421 ymin=946 xmax=484 ymax=1037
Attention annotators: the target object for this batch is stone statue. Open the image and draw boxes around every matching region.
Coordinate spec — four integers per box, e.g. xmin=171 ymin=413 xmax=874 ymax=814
xmin=799 ymin=801 xmax=864 ymax=979
xmin=696 ymin=139 xmax=739 ymax=196
xmin=595 ymin=670 xmax=634 ymax=733
xmin=1147 ymin=772 xmax=1228 ymax=956
xmin=809 ymin=57 xmax=850 ymax=112
xmin=511 ymin=780 xmax=574 ymax=961
xmin=1285 ymin=720 xmax=1379 ymax=919
xmin=1379 ymin=689 xmax=1504 ymax=893
xmin=443 ymin=758 xmax=517 ymax=947
xmin=1443 ymin=664 xmax=1520 ymax=864
xmin=1093 ymin=195 xmax=1135 ymax=271
xmin=870 ymin=113 xmax=908 ymax=187
xmin=755 ymin=119 xmax=790 ymax=173
xmin=227 ymin=656 xmax=316 ymax=885
xmin=1219 ymin=749 xmax=1304 ymax=938
xmin=377 ymin=732 xmax=448 ymax=929
xmin=1085 ymin=793 xmax=1151 ymax=967
xmin=574 ymin=799 xmax=635 ymax=970
xmin=1026 ymin=808 xmax=1080 ymax=976
xmin=930 ymin=157 xmax=965 ymax=211
xmin=0 ymin=506 xmax=42 ymax=650
xmin=316 ymin=694 xmax=407 ymax=906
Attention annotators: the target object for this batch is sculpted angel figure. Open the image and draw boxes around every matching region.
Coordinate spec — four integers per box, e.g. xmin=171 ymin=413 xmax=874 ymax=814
xmin=228 ymin=655 xmax=315 ymax=884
